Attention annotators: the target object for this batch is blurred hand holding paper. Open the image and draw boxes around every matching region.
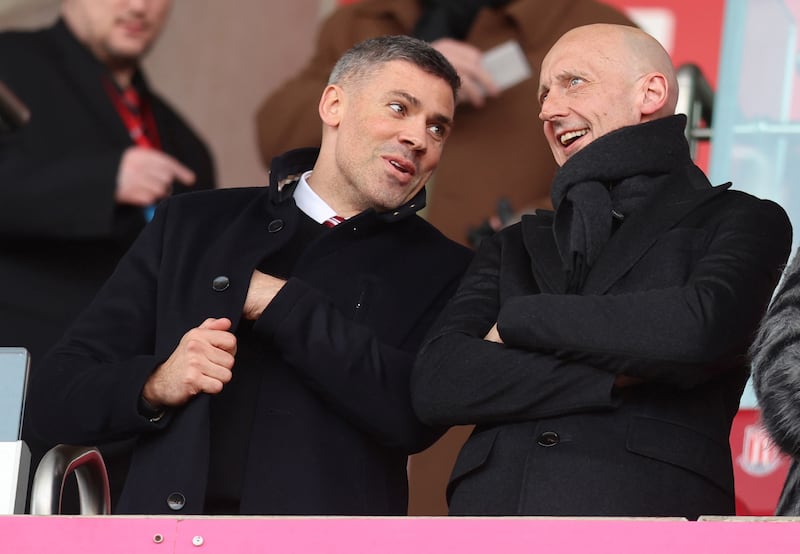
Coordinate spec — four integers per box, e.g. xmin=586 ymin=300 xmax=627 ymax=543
xmin=0 ymin=81 xmax=30 ymax=133
xmin=481 ymin=40 xmax=532 ymax=92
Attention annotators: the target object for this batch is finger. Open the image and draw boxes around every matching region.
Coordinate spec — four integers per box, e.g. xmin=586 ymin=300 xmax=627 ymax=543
xmin=127 ymin=164 xmax=171 ymax=203
xmin=434 ymin=40 xmax=500 ymax=101
xmin=140 ymin=175 xmax=172 ymax=202
xmin=138 ymin=151 xmax=194 ymax=193
xmin=163 ymin=155 xmax=196 ymax=186
xmin=201 ymin=357 xmax=235 ymax=384
xmin=459 ymin=78 xmax=488 ymax=108
xmin=200 ymin=317 xmax=232 ymax=331
xmin=207 ymin=331 xmax=237 ymax=358
xmin=433 ymin=38 xmax=483 ymax=65
xmin=184 ymin=328 xmax=235 ymax=352
xmin=195 ymin=372 xmax=228 ymax=395
xmin=143 ymin=159 xmax=178 ymax=192
xmin=195 ymin=319 xmax=237 ymax=355
xmin=184 ymin=324 xmax=234 ymax=356
xmin=178 ymin=342 xmax=233 ymax=388
xmin=467 ymin=65 xmax=500 ymax=97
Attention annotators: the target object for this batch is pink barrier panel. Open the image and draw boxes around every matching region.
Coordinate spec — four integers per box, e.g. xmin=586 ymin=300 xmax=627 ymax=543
xmin=1 ymin=516 xmax=799 ymax=554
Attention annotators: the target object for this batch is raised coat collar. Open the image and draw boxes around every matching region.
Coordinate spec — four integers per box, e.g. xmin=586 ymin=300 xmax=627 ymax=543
xmin=523 ymin=164 xmax=731 ymax=295
xmin=267 ymin=147 xmax=428 ymax=223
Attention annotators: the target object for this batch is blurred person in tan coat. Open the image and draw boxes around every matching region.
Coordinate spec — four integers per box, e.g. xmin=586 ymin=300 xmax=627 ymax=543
xmin=255 ymin=0 xmax=634 ymax=247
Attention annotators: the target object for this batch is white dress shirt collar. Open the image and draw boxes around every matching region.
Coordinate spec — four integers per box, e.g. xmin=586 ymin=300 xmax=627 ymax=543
xmin=293 ymin=171 xmax=340 ymax=224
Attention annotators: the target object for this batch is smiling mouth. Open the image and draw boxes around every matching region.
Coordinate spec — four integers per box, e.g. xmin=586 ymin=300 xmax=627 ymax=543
xmin=559 ymin=129 xmax=588 ymax=147
xmin=387 ymin=157 xmax=416 ymax=177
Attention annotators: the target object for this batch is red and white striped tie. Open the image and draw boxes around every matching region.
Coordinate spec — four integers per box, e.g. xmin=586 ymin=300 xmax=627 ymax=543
xmin=324 ymin=215 xmax=345 ymax=228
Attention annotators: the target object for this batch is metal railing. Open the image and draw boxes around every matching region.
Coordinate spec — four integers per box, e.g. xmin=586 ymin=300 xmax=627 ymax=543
xmin=675 ymin=63 xmax=714 ymax=159
xmin=29 ymin=445 xmax=110 ymax=515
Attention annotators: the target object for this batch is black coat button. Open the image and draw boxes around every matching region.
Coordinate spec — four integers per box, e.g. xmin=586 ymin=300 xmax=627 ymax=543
xmin=267 ymin=219 xmax=284 ymax=232
xmin=211 ymin=275 xmax=230 ymax=291
xmin=537 ymin=431 xmax=560 ymax=447
xmin=166 ymin=492 xmax=186 ymax=511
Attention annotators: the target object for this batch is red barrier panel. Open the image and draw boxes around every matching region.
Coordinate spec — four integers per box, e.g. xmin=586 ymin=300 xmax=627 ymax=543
xmin=730 ymin=409 xmax=791 ymax=515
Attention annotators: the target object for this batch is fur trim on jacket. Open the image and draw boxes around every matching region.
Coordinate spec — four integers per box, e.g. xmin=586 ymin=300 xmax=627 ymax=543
xmin=752 ymin=249 xmax=800 ymax=515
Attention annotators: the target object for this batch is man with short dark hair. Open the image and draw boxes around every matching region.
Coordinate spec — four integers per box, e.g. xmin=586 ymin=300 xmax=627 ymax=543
xmin=29 ymin=35 xmax=472 ymax=516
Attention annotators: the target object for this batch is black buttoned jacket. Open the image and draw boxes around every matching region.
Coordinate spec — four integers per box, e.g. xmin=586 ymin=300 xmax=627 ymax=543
xmin=30 ymin=148 xmax=472 ymax=515
xmin=412 ymin=154 xmax=792 ymax=519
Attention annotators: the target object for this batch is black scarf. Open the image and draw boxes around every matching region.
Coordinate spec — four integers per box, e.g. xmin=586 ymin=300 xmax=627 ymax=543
xmin=551 ymin=114 xmax=692 ymax=293
xmin=413 ymin=0 xmax=512 ymax=41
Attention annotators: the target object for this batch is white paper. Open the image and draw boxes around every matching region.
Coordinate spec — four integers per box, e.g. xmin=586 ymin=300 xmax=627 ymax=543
xmin=481 ymin=40 xmax=532 ymax=92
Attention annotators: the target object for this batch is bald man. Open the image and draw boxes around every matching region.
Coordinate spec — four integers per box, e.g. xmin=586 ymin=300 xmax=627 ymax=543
xmin=411 ymin=24 xmax=792 ymax=518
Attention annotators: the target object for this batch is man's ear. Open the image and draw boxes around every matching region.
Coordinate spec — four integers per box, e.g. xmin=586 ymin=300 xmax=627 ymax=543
xmin=639 ymin=72 xmax=669 ymax=116
xmin=319 ymin=84 xmax=344 ymax=127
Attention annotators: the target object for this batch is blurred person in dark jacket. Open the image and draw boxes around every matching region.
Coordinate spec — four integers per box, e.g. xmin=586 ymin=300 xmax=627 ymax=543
xmin=0 ymin=0 xmax=215 ymax=508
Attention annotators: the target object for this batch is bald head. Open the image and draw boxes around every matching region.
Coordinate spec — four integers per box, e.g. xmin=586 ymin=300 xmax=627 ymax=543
xmin=538 ymin=23 xmax=679 ymax=165
xmin=562 ymin=24 xmax=678 ymax=114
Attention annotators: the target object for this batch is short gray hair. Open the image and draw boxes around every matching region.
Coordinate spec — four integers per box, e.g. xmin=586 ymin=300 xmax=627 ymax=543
xmin=328 ymin=35 xmax=460 ymax=102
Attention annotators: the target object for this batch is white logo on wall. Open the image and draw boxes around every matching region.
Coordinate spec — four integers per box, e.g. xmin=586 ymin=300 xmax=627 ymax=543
xmin=737 ymin=422 xmax=785 ymax=477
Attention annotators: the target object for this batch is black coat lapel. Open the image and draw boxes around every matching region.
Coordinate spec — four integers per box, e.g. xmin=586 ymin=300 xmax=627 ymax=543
xmin=521 ymin=212 xmax=566 ymax=294
xmin=581 ymin=176 xmax=731 ymax=295
xmin=183 ymin=193 xmax=293 ymax=333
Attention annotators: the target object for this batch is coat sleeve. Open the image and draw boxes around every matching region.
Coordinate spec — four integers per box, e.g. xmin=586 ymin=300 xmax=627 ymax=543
xmin=253 ymin=259 xmax=467 ymax=453
xmin=0 ymin=103 xmax=125 ymax=239
xmin=411 ymin=233 xmax=618 ymax=427
xmin=752 ymin=249 xmax=800 ymax=458
xmin=27 ymin=204 xmax=174 ymax=445
xmin=496 ymin=198 xmax=792 ymax=388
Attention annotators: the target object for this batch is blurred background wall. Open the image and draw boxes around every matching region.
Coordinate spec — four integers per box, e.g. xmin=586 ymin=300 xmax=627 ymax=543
xmin=0 ymin=0 xmax=726 ymax=188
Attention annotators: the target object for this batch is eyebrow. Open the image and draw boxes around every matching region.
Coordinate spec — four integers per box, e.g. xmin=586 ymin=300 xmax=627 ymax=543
xmin=537 ymin=85 xmax=549 ymax=103
xmin=390 ymin=90 xmax=454 ymax=127
xmin=538 ymin=70 xmax=585 ymax=102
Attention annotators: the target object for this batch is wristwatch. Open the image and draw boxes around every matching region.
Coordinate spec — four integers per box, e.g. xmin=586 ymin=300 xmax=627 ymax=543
xmin=138 ymin=395 xmax=166 ymax=423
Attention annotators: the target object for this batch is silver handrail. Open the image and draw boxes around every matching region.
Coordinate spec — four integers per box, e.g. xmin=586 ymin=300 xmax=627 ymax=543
xmin=29 ymin=444 xmax=110 ymax=515
xmin=675 ymin=63 xmax=714 ymax=159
